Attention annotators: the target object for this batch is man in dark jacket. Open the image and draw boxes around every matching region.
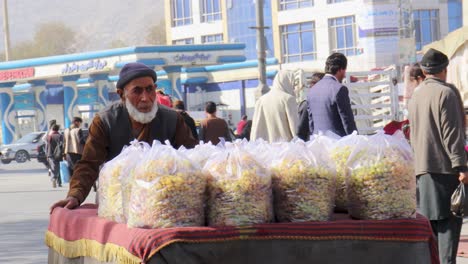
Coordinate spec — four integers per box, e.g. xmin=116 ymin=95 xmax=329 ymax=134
xmin=409 ymin=48 xmax=468 ymax=264
xmin=50 ymin=63 xmax=197 ymax=212
xmin=46 ymin=124 xmax=63 ymax=188
xmin=306 ymin=53 xmax=357 ymax=136
xmin=174 ymin=100 xmax=198 ymax=140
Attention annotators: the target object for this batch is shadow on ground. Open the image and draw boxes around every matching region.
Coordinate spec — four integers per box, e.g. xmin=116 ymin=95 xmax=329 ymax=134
xmin=0 ymin=219 xmax=49 ymax=264
xmin=0 ymin=168 xmax=47 ymax=175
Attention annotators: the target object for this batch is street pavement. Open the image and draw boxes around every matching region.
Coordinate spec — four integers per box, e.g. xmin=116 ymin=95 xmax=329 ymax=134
xmin=0 ymin=160 xmax=95 ymax=264
xmin=2 ymin=160 xmax=468 ymax=263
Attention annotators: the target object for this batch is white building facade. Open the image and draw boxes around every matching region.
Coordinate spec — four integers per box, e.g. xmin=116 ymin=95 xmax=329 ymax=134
xmin=166 ymin=0 xmax=463 ymax=72
xmin=164 ymin=0 xmax=463 ymax=127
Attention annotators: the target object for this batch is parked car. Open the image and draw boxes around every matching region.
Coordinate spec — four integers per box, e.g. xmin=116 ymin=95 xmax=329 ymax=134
xmin=0 ymin=132 xmax=46 ymax=164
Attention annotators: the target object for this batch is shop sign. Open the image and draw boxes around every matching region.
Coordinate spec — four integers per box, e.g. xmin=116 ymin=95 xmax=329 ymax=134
xmin=173 ymin=53 xmax=211 ymax=62
xmin=77 ymin=87 xmax=98 ymax=105
xmin=14 ymin=93 xmax=35 ymax=110
xmin=62 ymin=59 xmax=107 ymax=74
xmin=0 ymin=68 xmax=35 ymax=81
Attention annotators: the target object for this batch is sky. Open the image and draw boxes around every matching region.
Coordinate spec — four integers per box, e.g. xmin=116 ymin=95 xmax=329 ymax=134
xmin=0 ymin=0 xmax=165 ymax=52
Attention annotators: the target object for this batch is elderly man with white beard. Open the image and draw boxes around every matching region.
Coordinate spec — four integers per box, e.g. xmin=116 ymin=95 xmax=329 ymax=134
xmin=50 ymin=63 xmax=197 ymax=212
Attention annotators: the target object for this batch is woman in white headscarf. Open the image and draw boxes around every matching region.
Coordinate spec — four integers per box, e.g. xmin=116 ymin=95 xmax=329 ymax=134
xmin=250 ymin=70 xmax=299 ymax=142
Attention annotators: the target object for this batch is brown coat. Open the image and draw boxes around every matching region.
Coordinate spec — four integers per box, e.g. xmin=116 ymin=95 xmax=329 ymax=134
xmin=67 ymin=105 xmax=197 ymax=204
xmin=408 ymin=77 xmax=466 ymax=176
xmin=199 ymin=117 xmax=231 ymax=145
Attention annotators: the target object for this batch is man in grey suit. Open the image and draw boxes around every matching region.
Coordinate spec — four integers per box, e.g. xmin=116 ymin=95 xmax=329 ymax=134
xmin=306 ymin=53 xmax=357 ymax=137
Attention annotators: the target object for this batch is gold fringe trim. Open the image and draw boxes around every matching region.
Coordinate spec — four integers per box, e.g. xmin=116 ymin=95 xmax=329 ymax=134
xmin=45 ymin=231 xmax=142 ymax=264
xmin=47 ymin=229 xmax=431 ymax=263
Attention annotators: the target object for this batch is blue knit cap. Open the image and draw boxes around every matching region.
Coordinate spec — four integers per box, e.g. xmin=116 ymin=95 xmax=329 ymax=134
xmin=116 ymin=63 xmax=157 ymax=89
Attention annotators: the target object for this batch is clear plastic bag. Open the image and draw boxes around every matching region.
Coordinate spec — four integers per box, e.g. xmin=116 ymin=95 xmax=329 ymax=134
xmin=271 ymin=141 xmax=336 ymax=222
xmin=346 ymin=131 xmax=416 ymax=220
xmin=97 ymin=140 xmax=149 ymax=223
xmin=329 ymin=132 xmax=367 ymax=211
xmin=204 ymin=143 xmax=273 ymax=226
xmin=182 ymin=141 xmax=221 ymax=169
xmin=243 ymin=138 xmax=273 ymax=165
xmin=127 ymin=141 xmax=206 ymax=228
xmin=451 ymin=183 xmax=465 ymax=218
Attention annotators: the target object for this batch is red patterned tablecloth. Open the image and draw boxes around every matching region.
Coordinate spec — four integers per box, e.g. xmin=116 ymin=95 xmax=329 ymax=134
xmin=46 ymin=204 xmax=439 ymax=264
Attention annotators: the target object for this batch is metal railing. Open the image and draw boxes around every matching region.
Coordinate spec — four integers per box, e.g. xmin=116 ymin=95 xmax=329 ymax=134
xmin=345 ymin=68 xmax=399 ymax=135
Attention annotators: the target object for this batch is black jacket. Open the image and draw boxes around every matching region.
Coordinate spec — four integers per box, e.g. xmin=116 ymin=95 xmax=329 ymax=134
xmin=179 ymin=110 xmax=198 ymax=140
xmin=297 ymin=100 xmax=310 ymax=141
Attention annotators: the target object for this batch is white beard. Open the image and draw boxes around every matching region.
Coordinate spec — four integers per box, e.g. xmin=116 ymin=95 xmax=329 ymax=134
xmin=125 ymin=99 xmax=158 ymax=124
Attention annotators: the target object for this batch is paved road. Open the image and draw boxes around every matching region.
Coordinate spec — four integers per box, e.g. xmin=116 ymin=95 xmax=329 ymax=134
xmin=0 ymin=161 xmax=95 ymax=264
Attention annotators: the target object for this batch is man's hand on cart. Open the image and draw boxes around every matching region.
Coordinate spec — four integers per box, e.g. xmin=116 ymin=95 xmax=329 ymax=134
xmin=50 ymin=196 xmax=79 ymax=214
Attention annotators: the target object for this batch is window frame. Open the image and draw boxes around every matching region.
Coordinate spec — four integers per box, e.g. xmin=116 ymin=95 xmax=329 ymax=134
xmin=200 ymin=0 xmax=222 ymax=22
xmin=172 ymin=38 xmax=195 ymax=45
xmin=172 ymin=0 xmax=193 ymax=27
xmin=201 ymin=34 xmax=224 ymax=44
xmin=413 ymin=9 xmax=440 ymax=51
xmin=279 ymin=0 xmax=313 ymax=11
xmin=327 ymin=0 xmax=350 ymax=4
xmin=280 ymin=21 xmax=317 ymax=63
xmin=328 ymin=15 xmax=358 ymax=56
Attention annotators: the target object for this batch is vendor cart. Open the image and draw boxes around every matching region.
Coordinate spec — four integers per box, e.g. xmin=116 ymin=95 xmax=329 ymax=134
xmin=46 ymin=204 xmax=439 ymax=264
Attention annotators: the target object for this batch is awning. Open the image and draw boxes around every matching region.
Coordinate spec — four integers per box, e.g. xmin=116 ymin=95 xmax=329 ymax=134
xmin=422 ymin=26 xmax=468 ymax=58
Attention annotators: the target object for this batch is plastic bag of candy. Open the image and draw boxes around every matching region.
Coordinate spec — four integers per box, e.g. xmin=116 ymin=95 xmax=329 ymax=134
xmin=180 ymin=141 xmax=222 ymax=169
xmin=346 ymin=131 xmax=416 ymax=220
xmin=98 ymin=140 xmax=149 ymax=223
xmin=329 ymin=132 xmax=367 ymax=212
xmin=271 ymin=141 xmax=336 ymax=222
xmin=204 ymin=143 xmax=273 ymax=226
xmin=127 ymin=141 xmax=206 ymax=228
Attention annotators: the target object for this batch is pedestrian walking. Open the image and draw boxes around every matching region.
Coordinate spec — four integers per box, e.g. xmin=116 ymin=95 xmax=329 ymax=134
xmin=199 ymin=101 xmax=232 ymax=145
xmin=42 ymin=119 xmax=57 ymax=175
xmin=237 ymin=120 xmax=252 ymax=141
xmin=250 ymin=70 xmax=299 ymax=142
xmin=408 ymin=48 xmax=468 ymax=264
xmin=236 ymin=115 xmax=248 ymax=135
xmin=156 ymin=90 xmax=173 ymax=108
xmin=63 ymin=117 xmax=85 ymax=175
xmin=174 ymin=100 xmax=198 ymax=140
xmin=46 ymin=124 xmax=64 ymax=188
xmin=306 ymin=53 xmax=357 ymax=137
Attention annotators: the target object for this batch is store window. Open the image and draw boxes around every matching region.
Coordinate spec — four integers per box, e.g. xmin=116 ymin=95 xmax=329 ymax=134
xmin=172 ymin=38 xmax=194 ymax=45
xmin=328 ymin=15 xmax=357 ymax=56
xmin=201 ymin=0 xmax=222 ymax=22
xmin=413 ymin=9 xmax=440 ymax=51
xmin=201 ymin=34 xmax=223 ymax=44
xmin=279 ymin=0 xmax=313 ymax=10
xmin=281 ymin=21 xmax=317 ymax=63
xmin=172 ymin=0 xmax=193 ymax=27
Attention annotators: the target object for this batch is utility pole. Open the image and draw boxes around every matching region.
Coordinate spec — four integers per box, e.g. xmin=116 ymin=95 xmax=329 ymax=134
xmin=2 ymin=0 xmax=11 ymax=61
xmin=251 ymin=0 xmax=269 ymax=100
